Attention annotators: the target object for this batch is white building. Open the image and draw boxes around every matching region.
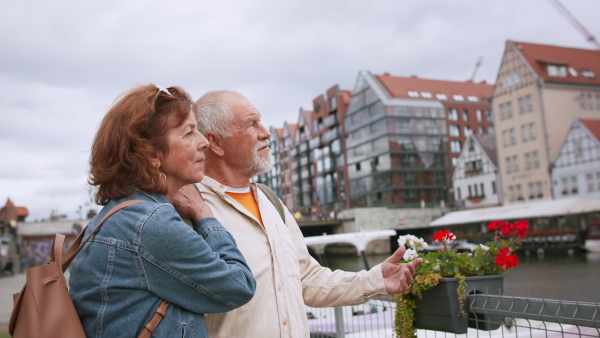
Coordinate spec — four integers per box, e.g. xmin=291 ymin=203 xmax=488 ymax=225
xmin=552 ymin=118 xmax=600 ymax=200
xmin=452 ymin=133 xmax=502 ymax=209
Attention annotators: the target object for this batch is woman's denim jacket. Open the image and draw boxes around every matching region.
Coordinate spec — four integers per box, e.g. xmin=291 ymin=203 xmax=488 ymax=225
xmin=69 ymin=191 xmax=256 ymax=337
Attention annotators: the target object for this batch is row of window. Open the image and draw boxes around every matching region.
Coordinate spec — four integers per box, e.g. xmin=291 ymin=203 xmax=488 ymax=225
xmin=499 ymin=95 xmax=534 ymax=120
xmin=579 ymin=93 xmax=600 ymax=111
xmin=508 ymin=181 xmax=543 ymax=202
xmin=456 ymin=181 xmax=497 ymax=200
xmin=506 ymin=151 xmax=540 ymax=174
xmin=449 ymin=124 xmax=493 ymax=138
xmin=502 ymin=123 xmax=537 ymax=147
xmin=447 ymin=108 xmax=491 ymax=122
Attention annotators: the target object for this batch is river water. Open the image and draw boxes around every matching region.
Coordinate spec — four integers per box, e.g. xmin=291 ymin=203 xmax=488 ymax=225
xmin=324 ymin=251 xmax=600 ymax=302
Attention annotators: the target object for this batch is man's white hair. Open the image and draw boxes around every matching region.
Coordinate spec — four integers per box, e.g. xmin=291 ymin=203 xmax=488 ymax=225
xmin=195 ymin=90 xmax=245 ymax=137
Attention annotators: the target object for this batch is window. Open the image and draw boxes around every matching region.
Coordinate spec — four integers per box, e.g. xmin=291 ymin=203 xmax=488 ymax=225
xmin=575 ymin=140 xmax=583 ymax=157
xmin=468 ymin=96 xmax=478 ymax=102
xmin=478 ymin=126 xmax=484 ymax=134
xmin=450 ymin=141 xmax=461 ymax=153
xmin=421 ymin=92 xmax=432 ymax=98
xmin=480 ymin=183 xmax=485 ymax=196
xmin=509 ymin=186 xmax=515 ymax=202
xmin=506 ymin=102 xmax=514 ymax=118
xmin=509 ymin=128 xmax=516 ymax=145
xmin=462 ymin=109 xmax=469 ymax=121
xmin=532 ymin=151 xmax=540 ymax=168
xmin=476 ymin=109 xmax=482 ymax=122
xmin=356 ymin=163 xmax=361 ymax=171
xmin=547 ymin=64 xmax=567 ymax=77
xmin=448 ymin=108 xmax=458 ymax=121
xmin=457 ymin=187 xmax=461 ymax=200
xmin=516 ymin=184 xmax=523 ymax=200
xmin=526 ymin=95 xmax=533 ymax=111
xmin=464 ymin=125 xmax=471 ymax=136
xmin=528 ymin=182 xmax=535 ymax=199
xmin=329 ymin=96 xmax=337 ymax=111
xmin=561 ymin=177 xmax=568 ymax=194
xmin=596 ymin=172 xmax=600 ymax=191
xmin=449 ymin=124 xmax=460 ymax=137
xmin=530 ymin=123 xmax=537 ymax=139
xmin=452 ymin=157 xmax=459 ymax=167
xmin=536 ymin=182 xmax=543 ymax=197
xmin=408 ymin=91 xmax=419 ymax=97
xmin=502 ymin=130 xmax=509 ymax=146
xmin=499 ymin=104 xmax=506 ymax=120
xmin=513 ymin=155 xmax=519 ymax=172
xmin=518 ymin=97 xmax=525 ymax=114
xmin=492 ymin=181 xmax=496 ymax=194
xmin=489 ymin=126 xmax=495 ymax=134
xmin=581 ymin=69 xmax=596 ymax=78
xmin=525 ymin=152 xmax=531 ymax=170
xmin=571 ymin=176 xmax=578 ymax=193
xmin=506 ymin=157 xmax=512 ymax=174
xmin=468 ymin=185 xmax=473 ymax=197
xmin=436 ymin=93 xmax=447 ymax=100
xmin=486 ymin=110 xmax=493 ymax=121
xmin=522 ymin=125 xmax=529 ymax=142
xmin=453 ymin=95 xmax=464 ymax=101
xmin=587 ymin=173 xmax=594 ymax=192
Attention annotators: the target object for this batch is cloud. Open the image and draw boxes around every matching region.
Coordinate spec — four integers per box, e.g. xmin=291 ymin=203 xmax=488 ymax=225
xmin=1 ymin=0 xmax=599 ymax=221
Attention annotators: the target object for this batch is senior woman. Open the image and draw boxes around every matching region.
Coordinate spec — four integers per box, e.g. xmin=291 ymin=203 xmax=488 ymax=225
xmin=69 ymin=84 xmax=256 ymax=337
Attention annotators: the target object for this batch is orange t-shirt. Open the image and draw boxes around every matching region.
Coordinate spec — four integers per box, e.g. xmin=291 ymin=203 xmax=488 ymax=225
xmin=226 ymin=187 xmax=263 ymax=226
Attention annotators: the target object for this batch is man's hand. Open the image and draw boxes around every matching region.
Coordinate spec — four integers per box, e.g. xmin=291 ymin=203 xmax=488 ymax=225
xmin=381 ymin=245 xmax=423 ymax=294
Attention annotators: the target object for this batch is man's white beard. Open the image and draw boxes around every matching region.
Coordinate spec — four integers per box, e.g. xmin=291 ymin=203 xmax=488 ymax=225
xmin=247 ymin=141 xmax=273 ymax=176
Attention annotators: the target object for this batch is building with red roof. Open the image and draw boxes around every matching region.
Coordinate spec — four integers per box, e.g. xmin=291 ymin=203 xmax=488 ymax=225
xmin=0 ymin=198 xmax=29 ymax=224
xmin=492 ymin=40 xmax=600 ymax=204
xmin=343 ymin=71 xmax=493 ymax=208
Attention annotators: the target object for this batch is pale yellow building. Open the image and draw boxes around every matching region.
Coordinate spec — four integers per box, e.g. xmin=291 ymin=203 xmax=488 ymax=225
xmin=492 ymin=40 xmax=600 ymax=204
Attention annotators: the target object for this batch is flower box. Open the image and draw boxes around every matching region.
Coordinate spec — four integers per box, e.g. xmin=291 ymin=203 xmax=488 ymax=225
xmin=413 ymin=275 xmax=504 ymax=334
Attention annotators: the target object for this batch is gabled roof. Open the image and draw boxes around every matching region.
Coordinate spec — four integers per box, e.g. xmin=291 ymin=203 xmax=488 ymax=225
xmin=511 ymin=41 xmax=600 ymax=85
xmin=580 ymin=119 xmax=600 ymax=142
xmin=374 ymin=73 xmax=493 ymax=102
xmin=0 ymin=198 xmax=29 ymax=222
xmin=273 ymin=128 xmax=283 ymax=141
xmin=474 ymin=133 xmax=498 ymax=166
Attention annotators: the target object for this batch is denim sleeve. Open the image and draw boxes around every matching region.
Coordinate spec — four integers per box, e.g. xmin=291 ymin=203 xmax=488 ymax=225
xmin=137 ymin=205 xmax=256 ymax=313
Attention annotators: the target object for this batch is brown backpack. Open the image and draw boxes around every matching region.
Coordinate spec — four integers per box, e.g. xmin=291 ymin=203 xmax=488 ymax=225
xmin=9 ymin=200 xmax=168 ymax=338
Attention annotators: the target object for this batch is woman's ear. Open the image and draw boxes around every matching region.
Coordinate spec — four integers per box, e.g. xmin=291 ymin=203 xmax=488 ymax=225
xmin=148 ymin=154 xmax=161 ymax=170
xmin=206 ymin=131 xmax=225 ymax=157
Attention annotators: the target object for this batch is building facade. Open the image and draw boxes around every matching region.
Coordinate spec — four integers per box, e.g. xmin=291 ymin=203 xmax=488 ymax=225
xmin=343 ymin=71 xmax=493 ymax=209
xmin=452 ymin=133 xmax=502 ymax=209
xmin=552 ymin=118 xmax=600 ymax=200
xmin=492 ymin=41 xmax=600 ymax=204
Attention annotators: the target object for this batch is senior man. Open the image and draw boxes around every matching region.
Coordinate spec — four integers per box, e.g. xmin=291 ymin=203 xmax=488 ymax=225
xmin=193 ymin=90 xmax=422 ymax=337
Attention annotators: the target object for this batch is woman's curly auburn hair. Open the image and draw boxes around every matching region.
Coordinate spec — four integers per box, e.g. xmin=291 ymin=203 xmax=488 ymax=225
xmin=89 ymin=84 xmax=199 ymax=205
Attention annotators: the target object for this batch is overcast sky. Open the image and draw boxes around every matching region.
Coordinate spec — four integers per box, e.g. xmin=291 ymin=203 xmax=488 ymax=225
xmin=1 ymin=0 xmax=599 ymax=222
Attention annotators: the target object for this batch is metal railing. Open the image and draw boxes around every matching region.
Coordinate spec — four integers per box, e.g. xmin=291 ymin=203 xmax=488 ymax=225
xmin=306 ymin=293 xmax=600 ymax=337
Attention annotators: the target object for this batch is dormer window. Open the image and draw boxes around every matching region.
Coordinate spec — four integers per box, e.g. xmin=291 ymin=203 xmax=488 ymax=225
xmin=452 ymin=95 xmax=464 ymax=101
xmin=408 ymin=91 xmax=419 ymax=97
xmin=467 ymin=96 xmax=478 ymax=102
xmin=436 ymin=93 xmax=447 ymax=100
xmin=547 ymin=64 xmax=567 ymax=77
xmin=421 ymin=92 xmax=432 ymax=98
xmin=568 ymin=67 xmax=578 ymax=77
xmin=581 ymin=69 xmax=596 ymax=78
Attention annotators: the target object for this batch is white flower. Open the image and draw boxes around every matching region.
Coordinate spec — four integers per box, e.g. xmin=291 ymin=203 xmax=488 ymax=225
xmin=433 ymin=265 xmax=440 ymax=271
xmin=479 ymin=244 xmax=490 ymax=252
xmin=414 ymin=240 xmax=428 ymax=252
xmin=397 ymin=235 xmax=408 ymax=247
xmin=403 ymin=248 xmax=419 ymax=261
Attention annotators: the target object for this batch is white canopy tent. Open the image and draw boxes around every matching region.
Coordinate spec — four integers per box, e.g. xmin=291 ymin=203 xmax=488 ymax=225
xmin=429 ymin=197 xmax=600 ymax=227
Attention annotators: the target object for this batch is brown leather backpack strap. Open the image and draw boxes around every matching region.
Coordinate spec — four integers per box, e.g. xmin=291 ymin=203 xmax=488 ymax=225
xmin=137 ymin=300 xmax=170 ymax=338
xmin=61 ymin=199 xmax=145 ymax=271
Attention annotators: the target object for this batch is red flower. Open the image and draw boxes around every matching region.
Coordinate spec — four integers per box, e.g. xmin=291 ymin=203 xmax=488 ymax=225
xmin=432 ymin=229 xmax=455 ymax=242
xmin=487 ymin=221 xmax=502 ymax=231
xmin=514 ymin=220 xmax=529 ymax=238
xmin=495 ymin=247 xmax=519 ymax=269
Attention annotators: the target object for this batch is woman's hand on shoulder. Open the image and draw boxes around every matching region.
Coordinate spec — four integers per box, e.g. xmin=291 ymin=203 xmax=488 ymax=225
xmin=172 ymin=184 xmax=214 ymax=223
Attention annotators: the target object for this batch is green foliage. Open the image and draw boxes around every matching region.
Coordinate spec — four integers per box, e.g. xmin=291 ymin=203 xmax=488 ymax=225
xmin=393 ymin=222 xmax=528 ymax=337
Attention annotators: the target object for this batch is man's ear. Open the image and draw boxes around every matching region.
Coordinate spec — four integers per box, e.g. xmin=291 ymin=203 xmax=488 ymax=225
xmin=206 ymin=131 xmax=225 ymax=157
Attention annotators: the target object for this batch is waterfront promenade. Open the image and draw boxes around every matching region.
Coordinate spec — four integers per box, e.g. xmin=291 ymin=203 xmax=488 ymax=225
xmin=0 ymin=273 xmax=26 ymax=332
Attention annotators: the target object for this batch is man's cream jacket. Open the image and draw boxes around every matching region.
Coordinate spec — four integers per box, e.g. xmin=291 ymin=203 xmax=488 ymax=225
xmin=199 ymin=176 xmax=387 ymax=337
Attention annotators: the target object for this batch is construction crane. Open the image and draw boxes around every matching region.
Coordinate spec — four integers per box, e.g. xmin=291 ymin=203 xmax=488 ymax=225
xmin=470 ymin=56 xmax=482 ymax=81
xmin=547 ymin=0 xmax=600 ymax=50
